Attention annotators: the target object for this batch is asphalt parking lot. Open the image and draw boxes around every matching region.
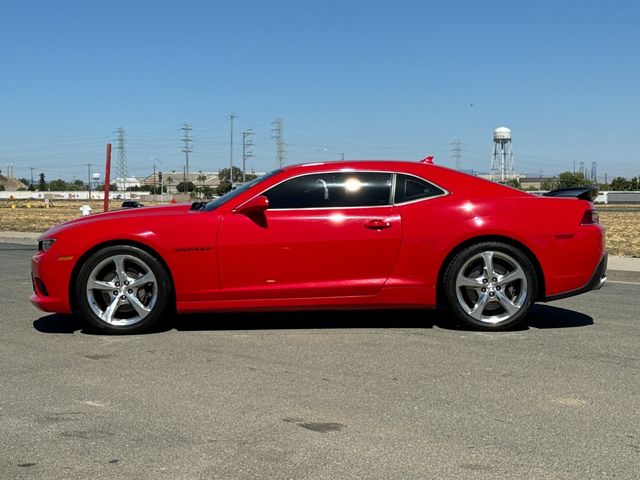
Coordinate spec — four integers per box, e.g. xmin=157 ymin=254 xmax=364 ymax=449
xmin=1 ymin=243 xmax=639 ymax=479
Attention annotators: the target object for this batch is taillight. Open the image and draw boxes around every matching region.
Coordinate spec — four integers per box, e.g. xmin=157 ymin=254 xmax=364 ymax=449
xmin=581 ymin=209 xmax=599 ymax=225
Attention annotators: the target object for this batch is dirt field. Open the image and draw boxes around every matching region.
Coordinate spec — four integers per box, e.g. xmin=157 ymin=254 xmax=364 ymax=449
xmin=1 ymin=199 xmax=638 ymax=257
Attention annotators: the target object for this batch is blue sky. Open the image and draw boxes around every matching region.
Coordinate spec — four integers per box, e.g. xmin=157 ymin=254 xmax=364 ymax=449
xmin=1 ymin=0 xmax=638 ymax=181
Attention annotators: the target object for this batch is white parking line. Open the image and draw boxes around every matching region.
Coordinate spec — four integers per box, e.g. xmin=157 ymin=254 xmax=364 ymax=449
xmin=607 ymin=280 xmax=640 ymax=286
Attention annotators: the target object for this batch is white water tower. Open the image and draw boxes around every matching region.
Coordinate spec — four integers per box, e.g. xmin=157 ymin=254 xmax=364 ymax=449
xmin=490 ymin=126 xmax=515 ymax=182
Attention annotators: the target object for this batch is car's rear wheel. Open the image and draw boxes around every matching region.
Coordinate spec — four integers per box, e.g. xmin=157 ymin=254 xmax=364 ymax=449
xmin=443 ymin=242 xmax=536 ymax=330
xmin=76 ymin=245 xmax=171 ymax=334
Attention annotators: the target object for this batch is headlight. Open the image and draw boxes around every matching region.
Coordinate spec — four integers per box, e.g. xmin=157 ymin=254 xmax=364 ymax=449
xmin=39 ymin=239 xmax=56 ymax=252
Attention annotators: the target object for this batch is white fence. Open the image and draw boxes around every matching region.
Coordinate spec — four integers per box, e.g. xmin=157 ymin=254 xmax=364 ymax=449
xmin=0 ymin=191 xmax=150 ymax=200
xmin=595 ymin=191 xmax=640 ymax=204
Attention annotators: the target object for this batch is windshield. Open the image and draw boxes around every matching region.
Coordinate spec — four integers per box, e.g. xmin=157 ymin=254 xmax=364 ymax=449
xmin=203 ymin=169 xmax=282 ymax=212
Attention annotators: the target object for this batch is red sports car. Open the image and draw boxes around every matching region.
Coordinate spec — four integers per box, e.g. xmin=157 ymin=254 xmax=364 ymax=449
xmin=31 ymin=160 xmax=607 ymax=334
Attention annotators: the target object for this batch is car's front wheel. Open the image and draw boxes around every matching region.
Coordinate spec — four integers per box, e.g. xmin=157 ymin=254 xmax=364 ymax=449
xmin=443 ymin=242 xmax=537 ymax=330
xmin=76 ymin=245 xmax=171 ymax=334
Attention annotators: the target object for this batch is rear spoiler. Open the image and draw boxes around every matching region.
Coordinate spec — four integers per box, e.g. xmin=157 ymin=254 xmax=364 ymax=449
xmin=542 ymin=186 xmax=598 ymax=202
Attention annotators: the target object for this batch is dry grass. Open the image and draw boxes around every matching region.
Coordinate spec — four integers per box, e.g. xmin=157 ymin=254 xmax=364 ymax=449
xmin=1 ymin=199 xmax=639 ymax=257
xmin=0 ymin=200 xmax=157 ymax=232
xmin=599 ymin=208 xmax=640 ymax=258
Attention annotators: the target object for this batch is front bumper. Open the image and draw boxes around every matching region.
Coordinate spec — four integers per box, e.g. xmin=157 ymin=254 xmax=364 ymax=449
xmin=543 ymin=252 xmax=607 ymax=302
xmin=30 ymin=250 xmax=74 ymax=314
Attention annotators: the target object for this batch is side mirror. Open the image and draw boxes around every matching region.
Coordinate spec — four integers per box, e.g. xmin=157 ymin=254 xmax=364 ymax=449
xmin=235 ymin=195 xmax=269 ymax=215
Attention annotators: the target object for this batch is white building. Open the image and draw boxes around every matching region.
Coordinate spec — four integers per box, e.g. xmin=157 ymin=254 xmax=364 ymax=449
xmin=112 ymin=177 xmax=141 ymax=190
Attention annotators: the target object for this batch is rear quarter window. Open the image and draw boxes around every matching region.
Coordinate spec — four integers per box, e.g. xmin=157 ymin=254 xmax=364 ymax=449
xmin=394 ymin=174 xmax=445 ymax=203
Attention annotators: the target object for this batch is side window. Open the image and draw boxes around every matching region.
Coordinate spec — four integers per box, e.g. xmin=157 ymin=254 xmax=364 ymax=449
xmin=265 ymin=172 xmax=392 ymax=209
xmin=394 ymin=174 xmax=444 ymax=204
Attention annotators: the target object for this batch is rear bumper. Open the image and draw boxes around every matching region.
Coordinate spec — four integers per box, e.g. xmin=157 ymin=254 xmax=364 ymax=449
xmin=543 ymin=252 xmax=607 ymax=302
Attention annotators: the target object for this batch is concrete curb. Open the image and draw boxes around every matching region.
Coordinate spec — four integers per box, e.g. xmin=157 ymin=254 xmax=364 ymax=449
xmin=0 ymin=232 xmax=40 ymax=245
xmin=0 ymin=231 xmax=638 ymax=278
xmin=608 ymin=256 xmax=640 ymax=272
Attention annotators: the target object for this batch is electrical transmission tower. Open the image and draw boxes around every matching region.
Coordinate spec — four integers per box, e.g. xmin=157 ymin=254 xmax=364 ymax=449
xmin=181 ymin=123 xmax=193 ymax=179
xmin=242 ymin=129 xmax=254 ymax=183
xmin=451 ymin=139 xmax=462 ymax=170
xmin=115 ymin=127 xmax=127 ymax=188
xmin=591 ymin=162 xmax=597 ymax=182
xmin=228 ymin=113 xmax=235 ymax=189
xmin=272 ymin=117 xmax=286 ymax=168
xmin=579 ymin=161 xmax=585 ymax=178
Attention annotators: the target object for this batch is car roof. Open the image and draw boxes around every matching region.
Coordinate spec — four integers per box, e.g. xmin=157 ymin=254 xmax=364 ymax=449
xmin=281 ymin=159 xmax=427 ymax=172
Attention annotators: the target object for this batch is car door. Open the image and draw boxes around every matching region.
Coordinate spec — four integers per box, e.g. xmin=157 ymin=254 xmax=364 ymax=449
xmin=216 ymin=171 xmax=402 ymax=300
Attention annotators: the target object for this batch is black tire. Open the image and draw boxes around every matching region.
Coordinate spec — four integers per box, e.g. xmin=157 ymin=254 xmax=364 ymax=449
xmin=442 ymin=242 xmax=537 ymax=330
xmin=76 ymin=245 xmax=172 ymax=334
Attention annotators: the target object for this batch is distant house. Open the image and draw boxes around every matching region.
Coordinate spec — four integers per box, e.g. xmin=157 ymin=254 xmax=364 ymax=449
xmin=112 ymin=177 xmax=141 ymax=190
xmin=519 ymin=176 xmax=557 ymax=190
xmin=477 ymin=173 xmax=525 ymax=184
xmin=140 ymin=172 xmax=220 ymax=194
xmin=0 ymin=175 xmax=28 ymax=191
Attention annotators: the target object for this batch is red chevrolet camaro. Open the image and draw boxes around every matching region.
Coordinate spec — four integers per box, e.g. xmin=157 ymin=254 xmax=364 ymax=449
xmin=31 ymin=160 xmax=607 ymax=333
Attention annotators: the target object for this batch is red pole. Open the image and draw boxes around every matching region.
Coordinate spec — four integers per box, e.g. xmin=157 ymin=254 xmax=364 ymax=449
xmin=103 ymin=143 xmax=112 ymax=212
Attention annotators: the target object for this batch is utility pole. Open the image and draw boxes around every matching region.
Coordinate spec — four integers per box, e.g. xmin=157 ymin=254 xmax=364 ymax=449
xmin=181 ymin=123 xmax=193 ymax=179
xmin=229 ymin=113 xmax=235 ymax=189
xmin=153 ymin=164 xmax=157 ymax=196
xmin=151 ymin=156 xmax=164 ymax=202
xmin=451 ymin=139 xmax=462 ymax=170
xmin=30 ymin=167 xmax=35 ymax=188
xmin=242 ymin=129 xmax=254 ymax=183
xmin=87 ymin=163 xmax=92 ymax=200
xmin=115 ymin=127 xmax=127 ymax=190
xmin=272 ymin=117 xmax=286 ymax=168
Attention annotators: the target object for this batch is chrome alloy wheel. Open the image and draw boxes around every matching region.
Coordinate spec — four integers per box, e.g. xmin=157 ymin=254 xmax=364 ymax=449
xmin=454 ymin=250 xmax=528 ymax=325
xmin=85 ymin=254 xmax=158 ymax=326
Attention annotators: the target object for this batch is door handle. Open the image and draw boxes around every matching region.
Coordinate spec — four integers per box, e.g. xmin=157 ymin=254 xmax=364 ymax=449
xmin=365 ymin=219 xmax=391 ymax=230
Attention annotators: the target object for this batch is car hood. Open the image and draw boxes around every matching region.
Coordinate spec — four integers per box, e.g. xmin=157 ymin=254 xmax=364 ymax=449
xmin=40 ymin=203 xmax=194 ymax=239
